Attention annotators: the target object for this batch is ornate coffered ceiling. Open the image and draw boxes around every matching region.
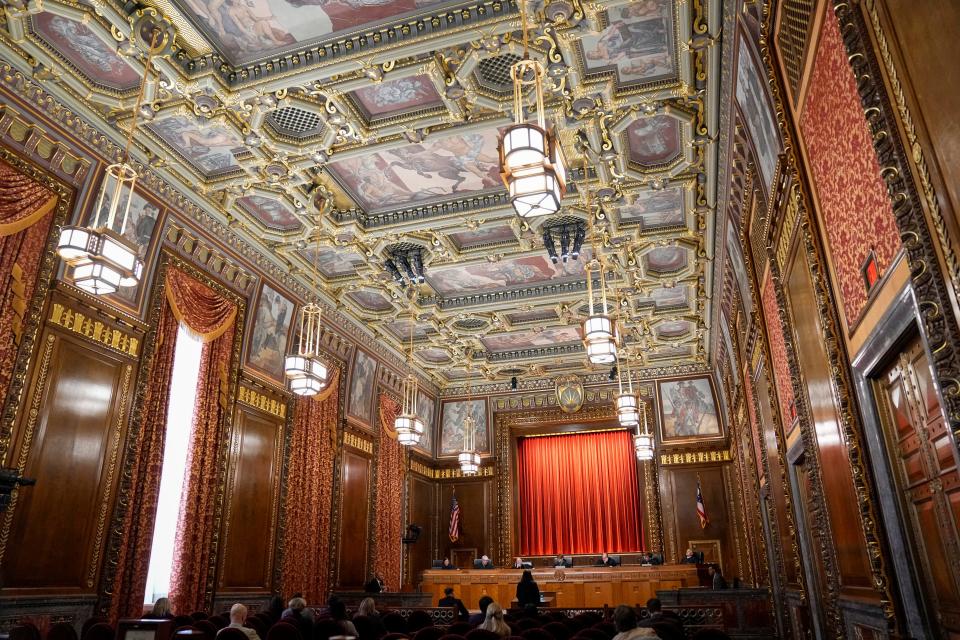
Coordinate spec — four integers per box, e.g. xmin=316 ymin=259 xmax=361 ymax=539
xmin=0 ymin=0 xmax=726 ymax=387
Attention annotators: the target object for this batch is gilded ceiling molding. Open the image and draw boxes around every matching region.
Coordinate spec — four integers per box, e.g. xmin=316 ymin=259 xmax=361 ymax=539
xmin=835 ymin=0 xmax=960 ymax=453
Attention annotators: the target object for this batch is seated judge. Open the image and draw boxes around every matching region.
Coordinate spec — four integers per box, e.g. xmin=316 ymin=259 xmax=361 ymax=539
xmin=643 ymin=552 xmax=662 ymax=566
xmin=511 ymin=557 xmax=527 ymax=569
xmin=515 ymin=569 xmax=541 ymax=612
xmin=553 ymin=554 xmax=572 ymax=568
xmin=596 ymin=552 xmax=620 ymax=567
xmin=441 ymin=557 xmax=456 ymax=570
xmin=438 ymin=587 xmax=470 ymax=619
xmin=364 ymin=572 xmax=386 ymax=592
xmin=681 ymin=548 xmax=699 ymax=564
xmin=477 ymin=554 xmax=495 ymax=569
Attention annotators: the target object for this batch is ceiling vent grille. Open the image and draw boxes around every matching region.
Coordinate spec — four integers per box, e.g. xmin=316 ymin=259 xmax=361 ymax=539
xmin=267 ymin=106 xmax=324 ymax=138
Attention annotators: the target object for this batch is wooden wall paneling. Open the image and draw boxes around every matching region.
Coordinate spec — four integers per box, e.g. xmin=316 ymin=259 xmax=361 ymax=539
xmin=0 ymin=322 xmax=136 ymax=595
xmin=336 ymin=446 xmax=372 ymax=588
xmin=405 ymin=473 xmax=435 ymax=589
xmin=217 ymin=404 xmax=285 ymax=593
xmin=660 ymin=465 xmax=735 ymax=577
xmin=437 ymin=480 xmax=492 ymax=564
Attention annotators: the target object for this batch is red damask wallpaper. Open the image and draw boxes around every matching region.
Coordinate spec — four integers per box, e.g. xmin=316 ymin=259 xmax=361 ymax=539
xmin=799 ymin=8 xmax=901 ymax=328
xmin=763 ymin=272 xmax=795 ymax=427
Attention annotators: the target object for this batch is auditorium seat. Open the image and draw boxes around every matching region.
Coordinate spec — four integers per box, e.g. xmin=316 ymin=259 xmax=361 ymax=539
xmin=413 ymin=626 xmax=444 ymax=640
xmin=219 ymin=628 xmax=251 ymax=640
xmin=437 ymin=634 xmax=466 ymax=640
xmin=173 ymin=616 xmax=194 ymax=629
xmin=9 ymin=624 xmax=40 ymax=640
xmin=82 ymin=623 xmax=115 ymax=640
xmin=81 ymin=618 xmax=107 ymax=640
xmin=194 ymin=620 xmax=218 ymax=639
xmin=191 ymin=613 xmax=210 ymax=621
xmin=446 ymin=623 xmax=472 ymax=636
xmin=510 ymin=619 xmax=539 ymax=632
xmin=210 ymin=615 xmax=229 ymax=630
xmin=382 ymin=633 xmax=409 ymax=640
xmin=572 ymin=629 xmax=607 ymax=640
xmin=246 ymin=617 xmax=267 ymax=639
xmin=542 ymin=622 xmax=571 ymax=640
xmin=382 ymin=613 xmax=408 ymax=634
xmin=267 ymin=622 xmax=303 ymax=640
xmin=406 ymin=611 xmax=433 ymax=632
xmin=591 ymin=622 xmax=615 ymax=638
xmin=47 ymin=622 xmax=79 ymax=640
xmin=518 ymin=628 xmax=553 ymax=640
xmin=464 ymin=629 xmax=501 ymax=640
xmin=312 ymin=618 xmax=344 ymax=640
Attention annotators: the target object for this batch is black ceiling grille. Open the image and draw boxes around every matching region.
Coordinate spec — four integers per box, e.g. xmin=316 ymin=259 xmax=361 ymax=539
xmin=477 ymin=54 xmax=522 ymax=90
xmin=267 ymin=106 xmax=324 ymax=137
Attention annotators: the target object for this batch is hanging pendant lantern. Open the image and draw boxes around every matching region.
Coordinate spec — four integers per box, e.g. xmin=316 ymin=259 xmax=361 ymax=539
xmin=582 ymin=259 xmax=617 ymax=365
xmin=285 ymin=301 xmax=328 ymax=397
xmin=458 ymin=414 xmax=481 ymax=475
xmin=396 ymin=372 xmax=423 ymax=447
xmin=634 ymin=401 xmax=655 ymax=461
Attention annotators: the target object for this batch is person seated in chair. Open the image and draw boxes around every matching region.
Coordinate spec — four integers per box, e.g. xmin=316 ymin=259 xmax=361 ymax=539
xmin=218 ymin=604 xmax=260 ymax=640
xmin=553 ymin=554 xmax=572 ymax=568
xmin=596 ymin=552 xmax=620 ymax=567
xmin=438 ymin=587 xmax=470 ymax=619
xmin=441 ymin=557 xmax=456 ymax=570
xmin=611 ymin=604 xmax=658 ymax=640
xmin=477 ymin=555 xmax=495 ymax=569
xmin=681 ymin=548 xmax=699 ymax=564
xmin=512 ymin=557 xmax=530 ymax=569
xmin=637 ymin=598 xmax=683 ymax=640
xmin=281 ymin=597 xmax=313 ymax=639
xmin=364 ymin=572 xmax=386 ymax=593
xmin=643 ymin=552 xmax=662 ymax=566
xmin=469 ymin=596 xmax=494 ymax=626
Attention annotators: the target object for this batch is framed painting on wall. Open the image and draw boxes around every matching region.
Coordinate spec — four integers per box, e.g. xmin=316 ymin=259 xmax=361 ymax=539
xmin=245 ymin=283 xmax=295 ymax=384
xmin=415 ymin=390 xmax=436 ymax=456
xmin=347 ymin=348 xmax=378 ymax=427
xmin=439 ymin=398 xmax=488 ymax=457
xmin=656 ymin=375 xmax=723 ymax=443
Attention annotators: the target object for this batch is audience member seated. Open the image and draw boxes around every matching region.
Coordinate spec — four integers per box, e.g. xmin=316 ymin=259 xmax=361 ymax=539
xmin=478 ymin=603 xmax=510 ymax=638
xmin=46 ymin=623 xmax=77 ymax=640
xmin=173 ymin=616 xmax=194 ymax=630
xmin=218 ymin=628 xmax=253 ymax=640
xmin=709 ymin=566 xmax=727 ymax=590
xmin=81 ymin=618 xmax=107 ymax=640
xmin=82 ymin=623 xmax=114 ymax=640
xmin=552 ymin=555 xmax=571 ymax=568
xmin=365 ymin=573 xmax=386 ymax=593
xmin=610 ymin=606 xmax=656 ymax=640
xmin=381 ymin=613 xmax=408 ymax=634
xmin=441 ymin=558 xmax=456 ymax=570
xmin=407 ymin=611 xmax=433 ymax=633
xmin=541 ymin=623 xmax=570 ymax=640
xmin=476 ymin=555 xmax=495 ymax=569
xmin=681 ymin=548 xmax=699 ymax=564
xmin=195 ymin=620 xmax=219 ymax=639
xmin=595 ymin=553 xmax=619 ymax=567
xmin=266 ymin=622 xmax=302 ymax=640
xmin=354 ymin=598 xmax=387 ymax=640
xmin=328 ymin=597 xmax=359 ymax=637
xmin=283 ymin=594 xmax=316 ymax=624
xmin=245 ymin=618 xmax=267 ymax=640
xmin=515 ymin=570 xmax=541 ymax=612
xmin=267 ymin=596 xmax=286 ymax=623
xmin=217 ymin=605 xmax=261 ymax=640
xmin=637 ymin=598 xmax=682 ymax=640
xmin=438 ymin=587 xmax=470 ymax=619
xmin=144 ymin=598 xmax=174 ymax=619
xmin=192 ymin=613 xmax=210 ymax=621
xmin=469 ymin=596 xmax=495 ymax=626
xmin=282 ymin=597 xmax=314 ymax=639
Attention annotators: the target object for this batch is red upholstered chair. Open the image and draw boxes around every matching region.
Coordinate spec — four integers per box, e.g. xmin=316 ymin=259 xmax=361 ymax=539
xmin=82 ymin=618 xmax=108 ymax=640
xmin=573 ymin=630 xmax=608 ymax=640
xmin=10 ymin=624 xmax=41 ymax=640
xmin=509 ymin=619 xmax=538 ymax=632
xmin=446 ymin=623 xmax=472 ymax=636
xmin=542 ymin=623 xmax=571 ymax=640
xmin=194 ymin=620 xmax=218 ymax=639
xmin=48 ymin=622 xmax=79 ymax=640
xmin=173 ymin=617 xmax=195 ymax=629
xmin=267 ymin=621 xmax=303 ymax=640
xmin=590 ymin=623 xmax=615 ymax=639
xmin=209 ymin=616 xmax=229 ymax=630
xmin=382 ymin=633 xmax=409 ymax=640
xmin=191 ymin=613 xmax=210 ymax=621
xmin=519 ymin=628 xmax=554 ymax=640
xmin=413 ymin=627 xmax=444 ymax=640
xmin=382 ymin=614 xmax=408 ymax=634
xmin=82 ymin=623 xmax=115 ymax=640
xmin=437 ymin=635 xmax=466 ymax=640
xmin=406 ymin=612 xmax=432 ymax=633
xmin=219 ymin=628 xmax=252 ymax=640
xmin=246 ymin=618 xmax=267 ymax=639
xmin=465 ymin=629 xmax=501 ymax=640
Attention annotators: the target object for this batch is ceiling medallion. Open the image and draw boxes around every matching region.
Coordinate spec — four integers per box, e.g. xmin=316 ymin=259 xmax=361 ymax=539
xmin=497 ymin=0 xmax=567 ymax=219
xmin=554 ymin=374 xmax=584 ymax=414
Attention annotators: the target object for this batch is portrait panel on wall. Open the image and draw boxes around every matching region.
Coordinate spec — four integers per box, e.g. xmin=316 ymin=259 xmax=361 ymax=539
xmin=656 ymin=376 xmax=723 ymax=442
xmin=246 ymin=283 xmax=295 ymax=382
xmin=735 ymin=31 xmax=781 ymax=192
xmin=89 ymin=183 xmax=164 ymax=312
xmin=415 ymin=390 xmax=436 ymax=455
xmin=348 ymin=348 xmax=378 ymax=426
xmin=440 ymin=399 xmax=488 ymax=456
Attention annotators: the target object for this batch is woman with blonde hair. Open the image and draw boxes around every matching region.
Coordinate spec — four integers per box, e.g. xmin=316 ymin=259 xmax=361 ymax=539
xmin=479 ymin=602 xmax=511 ymax=637
xmin=356 ymin=598 xmax=378 ymax=618
xmin=145 ymin=597 xmax=173 ymax=619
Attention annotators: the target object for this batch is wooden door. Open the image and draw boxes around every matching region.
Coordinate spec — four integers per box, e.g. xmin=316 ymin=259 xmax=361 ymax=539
xmin=874 ymin=335 xmax=960 ymax=635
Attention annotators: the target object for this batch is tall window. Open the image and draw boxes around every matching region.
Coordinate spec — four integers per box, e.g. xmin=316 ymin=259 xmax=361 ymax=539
xmin=143 ymin=325 xmax=203 ymax=604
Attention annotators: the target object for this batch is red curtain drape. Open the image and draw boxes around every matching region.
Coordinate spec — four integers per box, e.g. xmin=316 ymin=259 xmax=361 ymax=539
xmin=373 ymin=394 xmax=404 ymax=591
xmin=280 ymin=372 xmax=341 ymax=602
xmin=109 ymin=266 xmax=237 ymax=618
xmin=0 ymin=159 xmax=57 ymax=411
xmin=517 ymin=430 xmax=644 ymax=555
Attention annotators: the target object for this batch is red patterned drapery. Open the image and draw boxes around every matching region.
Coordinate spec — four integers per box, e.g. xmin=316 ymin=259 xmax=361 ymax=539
xmin=109 ymin=265 xmax=238 ymax=619
xmin=167 ymin=270 xmax=238 ymax=614
xmin=0 ymin=159 xmax=58 ymax=412
xmin=280 ymin=371 xmax=341 ymax=602
xmin=373 ymin=393 xmax=405 ymax=591
xmin=109 ymin=301 xmax=180 ymax=620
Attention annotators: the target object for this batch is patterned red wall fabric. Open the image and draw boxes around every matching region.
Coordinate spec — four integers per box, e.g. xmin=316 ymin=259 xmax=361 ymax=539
xmin=799 ymin=8 xmax=901 ymax=327
xmin=763 ymin=272 xmax=795 ymax=427
xmin=373 ymin=393 xmax=404 ymax=591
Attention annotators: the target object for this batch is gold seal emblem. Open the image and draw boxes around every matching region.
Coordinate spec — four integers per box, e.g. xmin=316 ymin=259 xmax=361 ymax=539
xmin=555 ymin=374 xmax=584 ymax=413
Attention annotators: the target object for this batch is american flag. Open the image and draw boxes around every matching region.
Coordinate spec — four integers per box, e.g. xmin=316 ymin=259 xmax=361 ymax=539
xmin=449 ymin=490 xmax=461 ymax=542
xmin=696 ymin=479 xmax=709 ymax=529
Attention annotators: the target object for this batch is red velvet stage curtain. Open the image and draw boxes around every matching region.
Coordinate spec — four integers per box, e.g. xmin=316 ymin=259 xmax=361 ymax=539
xmin=517 ymin=430 xmax=644 ymax=555
xmin=109 ymin=265 xmax=237 ymax=619
xmin=372 ymin=393 xmax=404 ymax=591
xmin=168 ymin=271 xmax=238 ymax=614
xmin=280 ymin=372 xmax=341 ymax=603
xmin=0 ymin=159 xmax=58 ymax=410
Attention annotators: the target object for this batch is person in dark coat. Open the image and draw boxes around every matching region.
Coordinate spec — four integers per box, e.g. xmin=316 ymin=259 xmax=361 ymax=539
xmin=515 ymin=570 xmax=541 ymax=612
xmin=638 ymin=598 xmax=683 ymax=640
xmin=468 ymin=596 xmax=494 ymax=626
xmin=438 ymin=587 xmax=470 ymax=619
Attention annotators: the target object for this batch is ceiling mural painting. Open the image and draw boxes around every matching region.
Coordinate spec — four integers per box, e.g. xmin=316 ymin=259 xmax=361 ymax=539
xmin=3 ymin=0 xmax=729 ymax=387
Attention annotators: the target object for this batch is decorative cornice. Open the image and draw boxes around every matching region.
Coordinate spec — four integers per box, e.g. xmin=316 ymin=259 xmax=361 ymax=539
xmin=237 ymin=385 xmax=288 ymax=419
xmin=47 ymin=302 xmax=141 ymax=358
